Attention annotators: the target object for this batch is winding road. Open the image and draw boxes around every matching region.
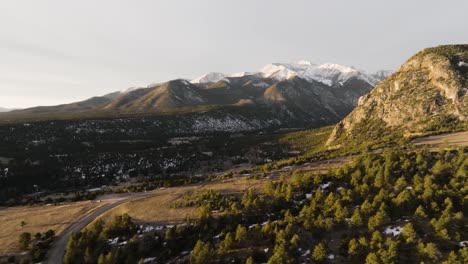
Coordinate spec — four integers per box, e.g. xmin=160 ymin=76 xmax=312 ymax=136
xmin=45 ymin=192 xmax=156 ymax=264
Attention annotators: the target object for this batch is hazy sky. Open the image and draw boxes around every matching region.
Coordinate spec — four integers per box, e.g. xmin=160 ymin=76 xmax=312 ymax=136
xmin=1 ymin=0 xmax=467 ymax=108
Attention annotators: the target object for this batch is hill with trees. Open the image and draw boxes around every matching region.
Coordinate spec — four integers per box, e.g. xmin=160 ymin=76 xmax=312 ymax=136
xmin=327 ymin=45 xmax=468 ymax=149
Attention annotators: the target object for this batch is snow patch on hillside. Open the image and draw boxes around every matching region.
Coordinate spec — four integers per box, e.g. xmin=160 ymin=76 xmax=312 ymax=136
xmin=191 ymin=71 xmax=255 ymax=84
xmin=120 ymin=87 xmax=138 ymax=94
xmin=191 ymin=116 xmax=281 ymax=132
xmin=191 ymin=72 xmax=226 ymax=84
xmin=384 ymin=226 xmax=402 ymax=236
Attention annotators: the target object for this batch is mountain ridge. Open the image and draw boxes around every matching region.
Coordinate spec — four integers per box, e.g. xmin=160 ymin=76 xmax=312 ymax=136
xmin=0 ymin=61 xmax=391 ymax=131
xmin=326 ymin=44 xmax=468 ymax=147
xmin=191 ymin=61 xmax=391 ymax=87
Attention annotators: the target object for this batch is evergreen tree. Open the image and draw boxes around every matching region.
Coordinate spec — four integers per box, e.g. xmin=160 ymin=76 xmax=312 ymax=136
xmin=235 ymin=225 xmax=247 ymax=243
xmin=190 ymin=240 xmax=215 ymax=264
xmin=218 ymin=232 xmax=233 ymax=253
xmin=245 ymin=256 xmax=255 ymax=264
xmin=365 ymin=252 xmax=380 ymax=264
xmin=402 ymin=223 xmax=417 ymax=243
xmin=311 ymin=242 xmax=327 ymax=262
xmin=19 ymin=232 xmax=31 ymax=251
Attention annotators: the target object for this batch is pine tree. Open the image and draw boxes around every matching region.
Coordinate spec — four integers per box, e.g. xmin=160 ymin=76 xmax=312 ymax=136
xmin=235 ymin=224 xmax=247 ymax=243
xmin=370 ymin=231 xmax=382 ymax=250
xmin=218 ymin=232 xmax=233 ymax=253
xmin=365 ymin=252 xmax=380 ymax=264
xmin=245 ymin=256 xmax=254 ymax=264
xmin=402 ymin=223 xmax=417 ymax=243
xmin=97 ymin=254 xmax=105 ymax=264
xmin=349 ymin=208 xmax=364 ymax=227
xmin=190 ymin=240 xmax=215 ymax=264
xmin=414 ymin=205 xmax=427 ymax=218
xmin=19 ymin=232 xmax=31 ymax=251
xmin=348 ymin=238 xmax=360 ymax=256
xmin=267 ymin=243 xmax=294 ymax=264
xmin=442 ymin=251 xmax=459 ymax=264
xmin=84 ymin=247 xmax=94 ymax=263
xmin=311 ymin=242 xmax=327 ymax=262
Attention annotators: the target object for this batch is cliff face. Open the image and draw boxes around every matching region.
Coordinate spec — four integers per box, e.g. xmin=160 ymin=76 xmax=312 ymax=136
xmin=327 ymin=45 xmax=468 ymax=146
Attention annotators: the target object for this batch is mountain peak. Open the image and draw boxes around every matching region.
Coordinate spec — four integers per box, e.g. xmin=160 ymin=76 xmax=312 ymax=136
xmin=326 ymin=44 xmax=468 ymax=147
xmin=191 ymin=72 xmax=226 ymax=84
xmin=189 ymin=61 xmax=390 ymax=87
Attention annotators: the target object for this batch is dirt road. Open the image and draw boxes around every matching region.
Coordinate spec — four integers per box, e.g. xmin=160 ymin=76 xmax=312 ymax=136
xmin=412 ymin=131 xmax=468 ymax=149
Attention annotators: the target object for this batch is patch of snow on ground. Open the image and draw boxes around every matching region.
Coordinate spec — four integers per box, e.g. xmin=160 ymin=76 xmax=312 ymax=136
xmin=384 ymin=226 xmax=403 ymax=237
xmin=108 ymin=237 xmax=119 ymax=245
xmin=458 ymin=61 xmax=468 ymax=67
xmin=142 ymin=225 xmax=155 ymax=233
xmin=320 ymin=181 xmax=331 ymax=189
xmin=460 ymin=241 xmax=468 ymax=247
xmin=143 ymin=257 xmax=157 ymax=263
xmin=301 ymin=249 xmax=310 ymax=256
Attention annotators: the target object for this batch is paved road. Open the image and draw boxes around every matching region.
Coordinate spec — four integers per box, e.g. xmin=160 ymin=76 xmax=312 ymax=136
xmin=45 ymin=192 xmax=155 ymax=264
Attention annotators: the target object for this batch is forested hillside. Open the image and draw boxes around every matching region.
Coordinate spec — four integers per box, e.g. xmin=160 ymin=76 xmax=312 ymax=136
xmin=63 ymin=147 xmax=468 ymax=263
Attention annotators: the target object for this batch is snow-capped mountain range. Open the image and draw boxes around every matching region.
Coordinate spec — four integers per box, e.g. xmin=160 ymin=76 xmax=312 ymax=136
xmin=191 ymin=61 xmax=391 ymax=87
xmin=1 ymin=60 xmax=392 ymax=132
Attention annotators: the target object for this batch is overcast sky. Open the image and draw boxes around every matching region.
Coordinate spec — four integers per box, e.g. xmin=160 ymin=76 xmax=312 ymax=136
xmin=1 ymin=0 xmax=467 ymax=108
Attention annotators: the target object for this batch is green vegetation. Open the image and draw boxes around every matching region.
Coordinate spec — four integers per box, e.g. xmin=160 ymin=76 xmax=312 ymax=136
xmin=64 ymin=146 xmax=468 ymax=263
xmin=409 ymin=44 xmax=468 ymax=66
xmin=17 ymin=230 xmax=55 ymax=263
xmin=278 ymin=125 xmax=333 ymax=153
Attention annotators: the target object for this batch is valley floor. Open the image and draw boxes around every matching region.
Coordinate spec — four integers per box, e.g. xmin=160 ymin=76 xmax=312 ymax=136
xmin=0 ymin=130 xmax=466 ymax=262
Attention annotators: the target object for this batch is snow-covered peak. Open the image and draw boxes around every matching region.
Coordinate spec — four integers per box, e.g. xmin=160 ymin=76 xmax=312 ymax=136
xmin=229 ymin=71 xmax=254 ymax=78
xmin=365 ymin=70 xmax=394 ymax=86
xmin=259 ymin=62 xmax=365 ymax=86
xmin=191 ymin=61 xmax=390 ymax=87
xmin=259 ymin=64 xmax=299 ymax=80
xmin=318 ymin=63 xmax=359 ymax=74
xmin=191 ymin=72 xmax=226 ymax=84
xmin=120 ymin=87 xmax=138 ymax=94
xmin=303 ymin=63 xmax=361 ymax=86
xmin=190 ymin=71 xmax=257 ymax=84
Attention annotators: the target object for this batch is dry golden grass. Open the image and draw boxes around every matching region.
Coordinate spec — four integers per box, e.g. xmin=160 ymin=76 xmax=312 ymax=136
xmin=98 ymin=176 xmax=266 ymax=225
xmin=98 ymin=158 xmax=352 ymax=225
xmin=0 ymin=201 xmax=107 ymax=255
xmin=0 ymin=155 xmax=350 ymax=255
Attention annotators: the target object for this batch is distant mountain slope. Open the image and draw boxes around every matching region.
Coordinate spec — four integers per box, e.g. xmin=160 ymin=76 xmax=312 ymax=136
xmin=327 ymin=44 xmax=468 ymax=147
xmin=0 ymin=61 xmax=391 ymax=131
xmin=0 ymin=107 xmax=16 ymax=113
